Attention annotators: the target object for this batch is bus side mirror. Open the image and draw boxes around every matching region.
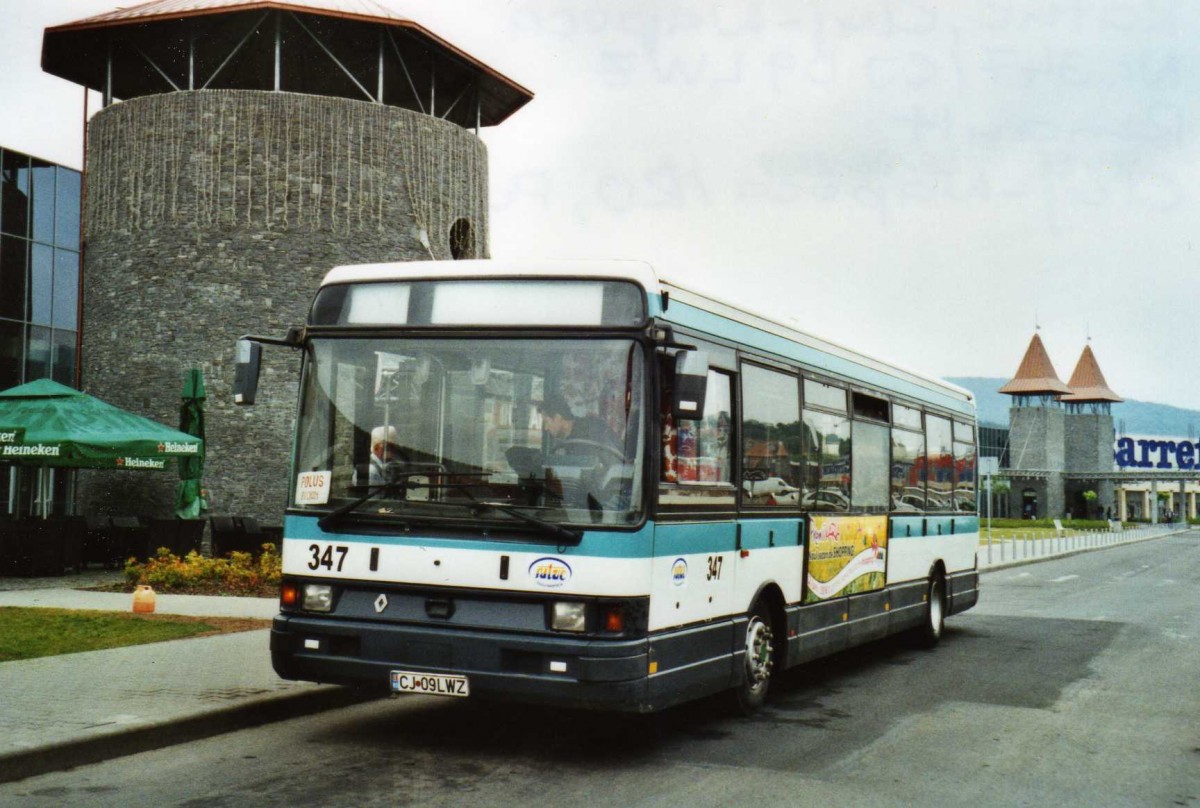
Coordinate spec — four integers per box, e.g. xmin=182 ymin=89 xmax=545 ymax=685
xmin=233 ymin=339 xmax=262 ymax=405
xmin=673 ymin=350 xmax=709 ymax=420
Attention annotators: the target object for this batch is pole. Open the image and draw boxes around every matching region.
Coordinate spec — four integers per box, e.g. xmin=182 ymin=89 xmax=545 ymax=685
xmin=39 ymin=467 xmax=49 ymax=520
xmin=274 ymin=11 xmax=282 ymax=92
xmin=986 ymin=472 xmax=993 ymax=564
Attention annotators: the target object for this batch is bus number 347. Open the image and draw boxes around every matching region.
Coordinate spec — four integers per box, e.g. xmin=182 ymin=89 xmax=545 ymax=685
xmin=706 ymin=555 xmax=723 ymax=581
xmin=308 ymin=543 xmax=348 ymax=572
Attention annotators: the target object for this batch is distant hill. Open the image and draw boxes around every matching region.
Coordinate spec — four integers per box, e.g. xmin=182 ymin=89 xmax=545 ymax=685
xmin=945 ymin=377 xmax=1200 ymax=438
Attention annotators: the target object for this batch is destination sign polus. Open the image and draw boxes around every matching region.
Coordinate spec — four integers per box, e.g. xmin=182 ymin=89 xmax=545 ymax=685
xmin=1115 ymin=437 xmax=1200 ymax=470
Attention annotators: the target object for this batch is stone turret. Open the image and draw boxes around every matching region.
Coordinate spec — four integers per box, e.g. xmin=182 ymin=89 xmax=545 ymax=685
xmin=42 ymin=0 xmax=532 ymax=520
xmin=1062 ymin=343 xmax=1121 ymax=518
xmin=1000 ymin=332 xmax=1070 ymax=518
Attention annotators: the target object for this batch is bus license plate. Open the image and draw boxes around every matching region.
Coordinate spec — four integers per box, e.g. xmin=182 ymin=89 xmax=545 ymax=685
xmin=390 ymin=670 xmax=470 ymax=698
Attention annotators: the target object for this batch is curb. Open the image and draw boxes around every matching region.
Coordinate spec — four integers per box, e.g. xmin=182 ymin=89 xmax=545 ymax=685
xmin=0 ymin=685 xmax=377 ymax=784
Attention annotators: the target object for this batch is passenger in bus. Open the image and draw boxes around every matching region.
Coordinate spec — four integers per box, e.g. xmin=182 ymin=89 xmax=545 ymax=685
xmin=367 ymin=425 xmax=405 ymax=484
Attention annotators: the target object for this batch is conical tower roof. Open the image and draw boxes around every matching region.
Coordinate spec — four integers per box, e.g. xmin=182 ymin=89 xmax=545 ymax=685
xmin=1061 ymin=344 xmax=1123 ymax=403
xmin=998 ymin=332 xmax=1072 ymax=396
xmin=42 ymin=0 xmax=534 ymax=127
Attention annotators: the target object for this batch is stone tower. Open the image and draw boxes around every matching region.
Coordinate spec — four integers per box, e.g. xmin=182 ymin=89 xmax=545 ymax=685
xmin=999 ymin=332 xmax=1072 ymax=519
xmin=1061 ymin=343 xmax=1122 ymax=518
xmin=41 ymin=1 xmax=532 ymax=521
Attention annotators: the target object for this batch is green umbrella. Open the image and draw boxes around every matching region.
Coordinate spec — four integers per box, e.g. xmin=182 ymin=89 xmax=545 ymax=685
xmin=0 ymin=379 xmax=203 ymax=470
xmin=175 ymin=369 xmax=206 ymax=519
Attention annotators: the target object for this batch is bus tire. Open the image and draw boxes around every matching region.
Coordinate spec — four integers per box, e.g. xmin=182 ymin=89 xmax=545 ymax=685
xmin=915 ymin=571 xmax=946 ymax=648
xmin=730 ymin=599 xmax=776 ymax=713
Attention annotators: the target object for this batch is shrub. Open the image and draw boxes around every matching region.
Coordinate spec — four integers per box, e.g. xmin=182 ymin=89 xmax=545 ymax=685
xmin=125 ymin=544 xmax=282 ymax=597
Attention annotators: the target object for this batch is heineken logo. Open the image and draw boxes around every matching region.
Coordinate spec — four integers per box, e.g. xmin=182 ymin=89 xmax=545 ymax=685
xmin=158 ymin=441 xmax=199 ymax=454
xmin=2 ymin=444 xmax=60 ymax=457
xmin=0 ymin=428 xmax=24 ymax=444
xmin=117 ymin=457 xmax=167 ymax=469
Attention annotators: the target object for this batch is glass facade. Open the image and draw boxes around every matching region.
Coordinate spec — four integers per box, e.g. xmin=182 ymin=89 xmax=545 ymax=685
xmin=0 ymin=146 xmax=80 ymax=389
xmin=978 ymin=424 xmax=1011 ymax=518
xmin=0 ymin=146 xmax=81 ymax=518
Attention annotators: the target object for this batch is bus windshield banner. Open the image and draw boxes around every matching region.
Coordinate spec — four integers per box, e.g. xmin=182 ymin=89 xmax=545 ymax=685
xmin=805 ymin=515 xmax=888 ymax=602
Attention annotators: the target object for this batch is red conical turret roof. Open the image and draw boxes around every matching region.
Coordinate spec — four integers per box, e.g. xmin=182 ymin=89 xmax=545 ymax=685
xmin=1061 ymin=344 xmax=1123 ymax=403
xmin=998 ymin=333 xmax=1072 ymax=396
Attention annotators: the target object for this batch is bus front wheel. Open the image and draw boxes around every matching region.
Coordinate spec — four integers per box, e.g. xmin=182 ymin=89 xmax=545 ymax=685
xmin=731 ymin=600 xmax=776 ymax=713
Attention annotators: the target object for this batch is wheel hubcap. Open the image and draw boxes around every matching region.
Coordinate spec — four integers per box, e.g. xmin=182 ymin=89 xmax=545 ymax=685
xmin=745 ymin=616 xmax=774 ymax=692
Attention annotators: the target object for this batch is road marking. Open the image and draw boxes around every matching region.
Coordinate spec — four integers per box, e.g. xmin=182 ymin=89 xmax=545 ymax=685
xmin=1050 ymin=574 xmax=1079 ymax=583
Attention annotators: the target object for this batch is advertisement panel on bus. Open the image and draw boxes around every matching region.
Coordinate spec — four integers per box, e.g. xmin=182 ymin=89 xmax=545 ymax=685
xmin=805 ymin=515 xmax=888 ymax=602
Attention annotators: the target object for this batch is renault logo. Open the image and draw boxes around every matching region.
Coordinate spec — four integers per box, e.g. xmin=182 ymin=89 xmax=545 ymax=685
xmin=374 ymin=594 xmax=388 ymax=613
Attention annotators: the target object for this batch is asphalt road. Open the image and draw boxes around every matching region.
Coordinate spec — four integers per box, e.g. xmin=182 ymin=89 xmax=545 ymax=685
xmin=4 ymin=534 xmax=1198 ymax=807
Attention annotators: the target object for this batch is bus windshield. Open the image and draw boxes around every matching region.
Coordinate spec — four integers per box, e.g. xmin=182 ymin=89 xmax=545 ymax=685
xmin=292 ymin=337 xmax=646 ymax=529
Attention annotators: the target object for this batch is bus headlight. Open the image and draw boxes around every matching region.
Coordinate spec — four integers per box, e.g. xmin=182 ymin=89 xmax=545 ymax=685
xmin=551 ymin=601 xmax=587 ymax=632
xmin=302 ymin=584 xmax=334 ymax=612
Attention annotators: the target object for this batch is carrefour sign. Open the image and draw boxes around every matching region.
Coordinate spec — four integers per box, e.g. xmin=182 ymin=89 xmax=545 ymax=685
xmin=1115 ymin=436 xmax=1200 ymax=470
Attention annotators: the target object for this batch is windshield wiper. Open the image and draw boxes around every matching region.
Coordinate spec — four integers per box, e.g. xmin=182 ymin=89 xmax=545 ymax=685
xmin=470 ymin=501 xmax=582 ymax=545
xmin=317 ymin=473 xmax=429 ymax=532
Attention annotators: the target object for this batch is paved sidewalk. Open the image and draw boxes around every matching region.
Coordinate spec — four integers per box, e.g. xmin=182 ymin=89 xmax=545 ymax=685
xmin=0 ymin=583 xmax=369 ymax=783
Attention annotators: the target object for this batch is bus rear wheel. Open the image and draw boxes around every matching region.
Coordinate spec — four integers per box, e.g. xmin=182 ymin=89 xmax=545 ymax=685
xmin=731 ymin=600 xmax=776 ymax=713
xmin=915 ymin=571 xmax=946 ymax=647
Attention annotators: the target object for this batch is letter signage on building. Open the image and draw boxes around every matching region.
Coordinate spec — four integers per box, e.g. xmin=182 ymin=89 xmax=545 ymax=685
xmin=1114 ymin=436 xmax=1200 ymax=471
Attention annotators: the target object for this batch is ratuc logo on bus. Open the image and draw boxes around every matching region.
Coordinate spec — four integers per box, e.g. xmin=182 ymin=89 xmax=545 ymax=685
xmin=528 ymin=557 xmax=572 ymax=588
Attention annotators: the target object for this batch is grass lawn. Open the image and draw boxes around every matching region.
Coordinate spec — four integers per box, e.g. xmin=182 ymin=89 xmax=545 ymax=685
xmin=0 ymin=607 xmax=270 ymax=662
xmin=977 ymin=524 xmax=1145 ymax=545
xmin=981 ymin=526 xmax=1069 ymax=542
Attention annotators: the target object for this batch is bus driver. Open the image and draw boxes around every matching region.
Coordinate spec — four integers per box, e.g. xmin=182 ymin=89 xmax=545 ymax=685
xmin=539 ymin=391 xmax=621 ymax=459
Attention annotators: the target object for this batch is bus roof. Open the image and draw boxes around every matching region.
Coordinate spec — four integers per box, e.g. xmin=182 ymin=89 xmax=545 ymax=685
xmin=319 ymin=259 xmax=973 ymax=411
xmin=321 ymin=259 xmax=660 ymax=290
xmin=656 ymin=278 xmax=975 ymax=410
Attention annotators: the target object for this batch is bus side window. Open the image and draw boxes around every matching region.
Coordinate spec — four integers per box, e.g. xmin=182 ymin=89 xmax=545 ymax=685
xmin=660 ymin=362 xmax=735 ymax=508
xmin=740 ymin=363 xmax=801 ymax=507
xmin=801 ymin=407 xmax=850 ymax=512
xmin=926 ymin=415 xmax=953 ymax=512
xmin=953 ymin=431 xmax=976 ymax=512
xmin=891 ymin=424 xmax=926 ymax=513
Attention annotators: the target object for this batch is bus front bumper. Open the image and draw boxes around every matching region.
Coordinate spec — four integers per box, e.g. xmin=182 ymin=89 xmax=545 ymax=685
xmin=270 ymin=614 xmax=654 ymax=712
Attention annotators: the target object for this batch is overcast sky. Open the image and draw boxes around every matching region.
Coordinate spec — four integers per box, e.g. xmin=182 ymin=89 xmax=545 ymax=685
xmin=4 ymin=1 xmax=1199 ymax=410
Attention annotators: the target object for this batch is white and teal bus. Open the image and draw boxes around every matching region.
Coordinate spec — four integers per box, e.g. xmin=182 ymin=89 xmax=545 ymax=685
xmin=239 ymin=260 xmax=979 ymax=713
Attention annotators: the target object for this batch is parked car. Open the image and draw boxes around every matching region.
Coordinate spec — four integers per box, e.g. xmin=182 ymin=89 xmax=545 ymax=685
xmin=801 ymin=489 xmax=850 ymax=512
xmin=742 ymin=475 xmax=799 ymax=504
